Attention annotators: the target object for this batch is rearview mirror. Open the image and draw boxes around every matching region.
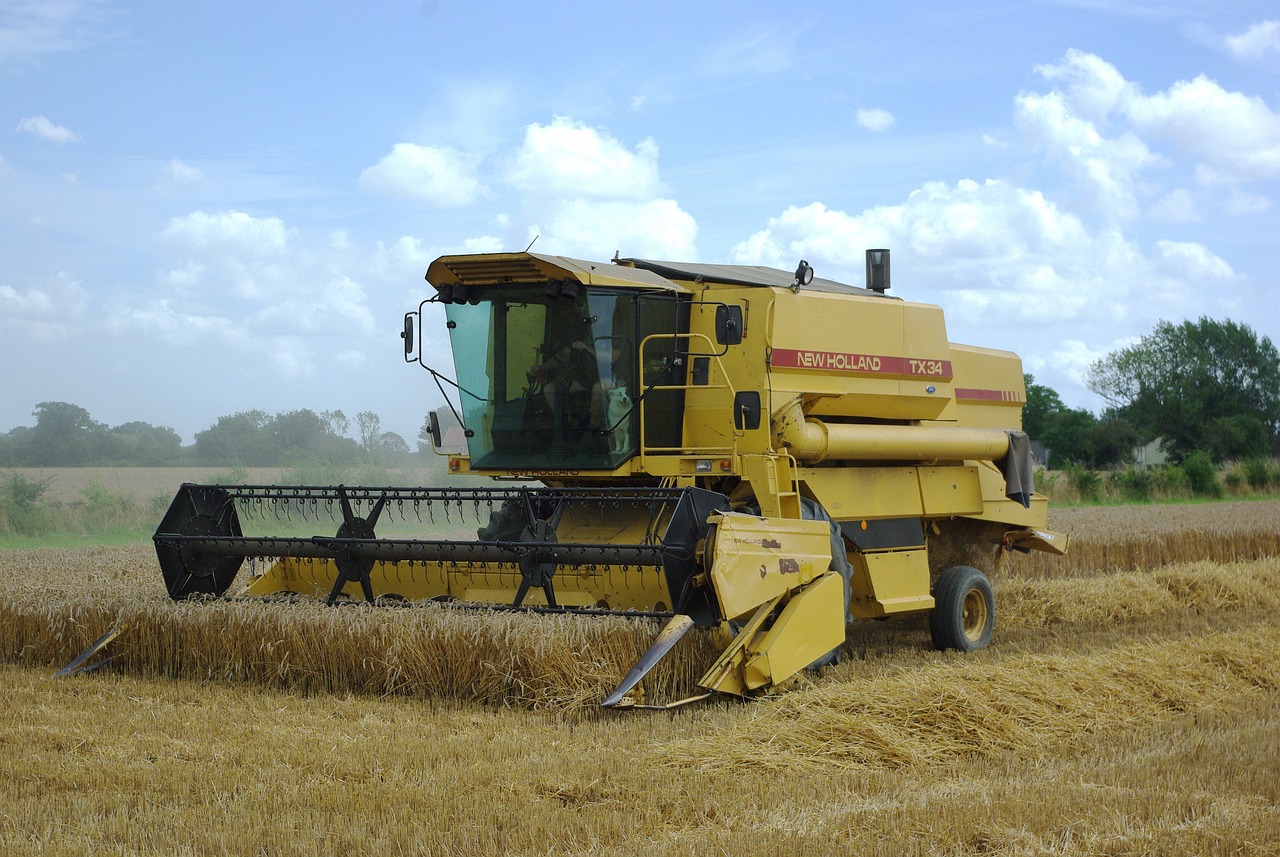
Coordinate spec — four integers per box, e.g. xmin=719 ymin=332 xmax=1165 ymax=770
xmin=427 ymin=411 xmax=442 ymax=450
xmin=715 ymin=305 xmax=743 ymax=345
xmin=402 ymin=313 xmax=416 ymax=358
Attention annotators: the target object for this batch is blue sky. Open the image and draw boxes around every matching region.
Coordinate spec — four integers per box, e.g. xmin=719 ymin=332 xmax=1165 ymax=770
xmin=3 ymin=0 xmax=1278 ymax=444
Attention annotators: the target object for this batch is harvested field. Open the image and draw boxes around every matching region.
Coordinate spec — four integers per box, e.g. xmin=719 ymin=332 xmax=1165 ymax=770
xmin=1023 ymin=498 xmax=1280 ymax=578
xmin=3 ymin=549 xmax=1277 ymax=712
xmin=2 ymin=499 xmax=1278 ymax=853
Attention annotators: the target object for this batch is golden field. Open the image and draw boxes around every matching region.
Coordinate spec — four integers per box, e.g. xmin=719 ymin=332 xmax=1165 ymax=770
xmin=1 ymin=498 xmax=1278 ymax=855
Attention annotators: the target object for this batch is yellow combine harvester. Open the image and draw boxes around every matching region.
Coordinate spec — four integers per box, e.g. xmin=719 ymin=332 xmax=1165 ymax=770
xmin=155 ymin=249 xmax=1066 ymax=708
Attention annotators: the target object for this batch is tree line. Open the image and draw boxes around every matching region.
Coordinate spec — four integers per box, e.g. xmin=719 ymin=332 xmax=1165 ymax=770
xmin=1026 ymin=317 xmax=1279 ymax=469
xmin=0 ymin=402 xmax=426 ymax=468
xmin=3 ymin=318 xmax=1275 ymax=472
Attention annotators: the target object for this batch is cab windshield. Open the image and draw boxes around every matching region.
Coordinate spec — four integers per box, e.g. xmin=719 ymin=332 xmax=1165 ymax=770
xmin=445 ymin=286 xmax=683 ymax=470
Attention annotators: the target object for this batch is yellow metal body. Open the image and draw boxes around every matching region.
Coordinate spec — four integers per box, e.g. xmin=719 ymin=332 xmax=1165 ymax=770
xmin=847 ymin=549 xmax=934 ymax=619
xmin=704 ymin=513 xmax=833 ymax=621
xmin=245 ymin=502 xmax=676 ymax=611
xmin=175 ymin=250 xmax=1069 ymax=705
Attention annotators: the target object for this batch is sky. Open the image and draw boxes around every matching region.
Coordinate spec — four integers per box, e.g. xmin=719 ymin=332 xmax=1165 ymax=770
xmin=2 ymin=0 xmax=1278 ymax=445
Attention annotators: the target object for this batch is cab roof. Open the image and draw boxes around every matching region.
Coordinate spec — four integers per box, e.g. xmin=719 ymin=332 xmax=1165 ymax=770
xmin=618 ymin=258 xmax=882 ymax=296
xmin=426 ymin=252 xmax=689 ymax=292
xmin=426 ymin=252 xmax=884 ymax=297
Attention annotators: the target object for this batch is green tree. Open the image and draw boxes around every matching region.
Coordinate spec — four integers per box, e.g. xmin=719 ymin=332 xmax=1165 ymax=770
xmin=356 ymin=410 xmax=382 ymax=459
xmin=192 ymin=410 xmax=274 ymax=465
xmin=1085 ymin=318 xmax=1280 ymax=462
xmin=271 ymin=409 xmax=330 ymax=459
xmin=273 ymin=409 xmax=359 ymax=463
xmin=108 ymin=421 xmax=183 ymax=464
xmin=1018 ymin=376 xmax=1141 ymax=470
xmin=379 ymin=431 xmax=412 ymax=459
xmin=1022 ymin=376 xmax=1136 ymax=469
xmin=321 ymin=409 xmax=351 ymax=438
xmin=1040 ymin=407 xmax=1096 ymax=468
xmin=21 ymin=402 xmax=109 ymax=465
xmin=1022 ymin=374 xmax=1066 ymax=441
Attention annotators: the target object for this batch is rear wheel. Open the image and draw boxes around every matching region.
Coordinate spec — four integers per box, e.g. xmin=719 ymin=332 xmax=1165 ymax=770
xmin=929 ymin=565 xmax=993 ymax=651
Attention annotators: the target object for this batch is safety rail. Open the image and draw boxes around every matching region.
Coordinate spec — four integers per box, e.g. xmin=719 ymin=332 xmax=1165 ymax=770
xmin=635 ymin=332 xmax=743 ymax=462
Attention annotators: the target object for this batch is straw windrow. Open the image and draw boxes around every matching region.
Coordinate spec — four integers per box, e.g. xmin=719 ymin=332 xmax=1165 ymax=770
xmin=664 ymin=625 xmax=1280 ymax=771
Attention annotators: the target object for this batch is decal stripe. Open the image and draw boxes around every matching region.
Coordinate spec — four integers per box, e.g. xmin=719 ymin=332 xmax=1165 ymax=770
xmin=771 ymin=348 xmax=953 ymax=379
xmin=955 ymin=387 xmax=1021 ymax=403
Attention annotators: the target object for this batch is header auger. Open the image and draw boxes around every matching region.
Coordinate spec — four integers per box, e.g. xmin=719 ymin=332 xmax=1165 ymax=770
xmin=155 ymin=249 xmax=1067 ymax=708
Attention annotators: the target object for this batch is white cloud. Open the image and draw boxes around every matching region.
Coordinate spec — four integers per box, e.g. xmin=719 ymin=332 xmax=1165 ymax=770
xmin=535 ymin=198 xmax=697 ymax=260
xmin=148 ymin=209 xmax=381 ymax=342
xmin=1050 ymin=338 xmax=1128 ymax=388
xmin=727 ymin=177 xmax=1240 ymax=331
xmin=0 ymin=0 xmax=113 ymax=65
xmin=506 ymin=117 xmax=661 ymax=200
xmin=16 ymin=115 xmax=81 ymax=143
xmin=1124 ymin=75 xmax=1280 ymax=183
xmin=252 ymin=275 xmax=375 ymax=335
xmin=0 ymin=272 xmax=87 ymax=342
xmin=856 ymin=108 xmax=895 ymax=133
xmin=372 ymin=236 xmax=432 ymax=283
xmin=108 ymin=301 xmax=244 ymax=347
xmin=1150 ymin=240 xmax=1234 ymax=282
xmin=1024 ymin=50 xmax=1280 ymax=203
xmin=734 ymin=179 xmax=1090 ymax=270
xmin=159 ymin=260 xmax=206 ymax=290
xmin=359 ymin=143 xmax=483 ymax=206
xmin=1149 ymin=188 xmax=1200 ymax=222
xmin=0 ymin=283 xmax=54 ymax=315
xmin=1224 ymin=20 xmax=1280 ymax=61
xmin=1015 ymin=88 xmax=1158 ymax=221
xmin=107 ymin=301 xmax=315 ymax=381
xmin=1223 ymin=189 xmax=1271 ymax=215
xmin=1033 ymin=49 xmax=1133 ymax=123
xmin=163 ymin=159 xmax=205 ymax=185
xmin=158 ymin=210 xmax=290 ymax=257
xmin=459 ymin=235 xmax=505 ymax=253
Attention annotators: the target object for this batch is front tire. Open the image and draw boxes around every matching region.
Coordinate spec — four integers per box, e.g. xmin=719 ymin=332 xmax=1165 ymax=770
xmin=929 ymin=565 xmax=994 ymax=651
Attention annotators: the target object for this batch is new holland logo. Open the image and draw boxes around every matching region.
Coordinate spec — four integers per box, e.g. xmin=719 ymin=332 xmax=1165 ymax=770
xmin=771 ymin=348 xmax=953 ymax=378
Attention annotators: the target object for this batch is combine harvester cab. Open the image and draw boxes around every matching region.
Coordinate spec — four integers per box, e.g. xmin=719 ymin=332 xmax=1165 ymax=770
xmin=155 ymin=249 xmax=1067 ymax=708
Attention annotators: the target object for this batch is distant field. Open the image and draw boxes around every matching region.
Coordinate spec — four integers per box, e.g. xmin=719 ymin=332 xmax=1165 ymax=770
xmin=8 ymin=467 xmax=289 ymax=502
xmin=9 ymin=466 xmax=462 ymax=503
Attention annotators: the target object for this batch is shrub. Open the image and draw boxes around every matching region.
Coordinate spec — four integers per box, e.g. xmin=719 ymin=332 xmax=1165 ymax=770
xmin=1108 ymin=466 xmax=1153 ymax=502
xmin=1064 ymin=463 xmax=1103 ymax=503
xmin=75 ymin=480 xmax=139 ymax=532
xmin=1033 ymin=467 xmax=1060 ymax=502
xmin=1180 ymin=451 xmax=1222 ymax=498
xmin=1242 ymin=457 xmax=1275 ymax=491
xmin=0 ymin=472 xmax=52 ymax=535
xmin=1149 ymin=465 xmax=1190 ymax=499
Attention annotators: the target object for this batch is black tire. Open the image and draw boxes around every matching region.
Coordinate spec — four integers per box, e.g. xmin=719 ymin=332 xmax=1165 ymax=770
xmin=929 ymin=565 xmax=994 ymax=652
